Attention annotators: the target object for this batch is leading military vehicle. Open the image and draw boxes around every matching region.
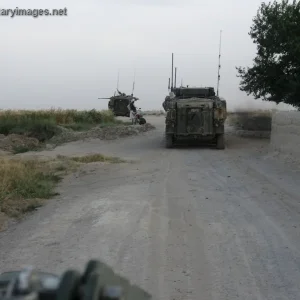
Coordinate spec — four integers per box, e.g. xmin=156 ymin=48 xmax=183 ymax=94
xmin=98 ymin=89 xmax=139 ymax=117
xmin=165 ymin=86 xmax=227 ymax=149
xmin=164 ymin=44 xmax=227 ymax=149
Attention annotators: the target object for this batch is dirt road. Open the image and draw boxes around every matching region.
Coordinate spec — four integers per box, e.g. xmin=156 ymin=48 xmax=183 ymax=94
xmin=1 ymin=116 xmax=300 ymax=300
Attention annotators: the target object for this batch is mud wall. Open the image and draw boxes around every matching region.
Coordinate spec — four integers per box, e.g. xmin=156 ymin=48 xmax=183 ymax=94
xmin=270 ymin=111 xmax=300 ymax=159
xmin=227 ymin=112 xmax=272 ymax=131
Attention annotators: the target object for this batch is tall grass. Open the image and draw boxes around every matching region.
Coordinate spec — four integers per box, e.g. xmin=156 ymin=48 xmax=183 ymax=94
xmin=0 ymin=153 xmax=125 ymax=226
xmin=0 ymin=109 xmax=116 ymax=142
xmin=0 ymin=158 xmax=62 ymax=219
xmin=0 ymin=109 xmax=115 ymax=125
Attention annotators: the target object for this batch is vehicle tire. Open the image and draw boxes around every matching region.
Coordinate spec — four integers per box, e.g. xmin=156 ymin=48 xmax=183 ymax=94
xmin=56 ymin=270 xmax=81 ymax=300
xmin=165 ymin=134 xmax=173 ymax=148
xmin=84 ymin=272 xmax=102 ymax=300
xmin=139 ymin=117 xmax=146 ymax=125
xmin=82 ymin=260 xmax=103 ymax=283
xmin=216 ymin=133 xmax=225 ymax=149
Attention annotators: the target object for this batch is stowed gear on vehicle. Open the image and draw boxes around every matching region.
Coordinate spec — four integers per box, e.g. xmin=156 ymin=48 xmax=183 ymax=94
xmin=0 ymin=260 xmax=151 ymax=300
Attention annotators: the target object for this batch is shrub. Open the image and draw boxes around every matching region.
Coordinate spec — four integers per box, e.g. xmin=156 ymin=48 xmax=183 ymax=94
xmin=0 ymin=158 xmax=61 ymax=219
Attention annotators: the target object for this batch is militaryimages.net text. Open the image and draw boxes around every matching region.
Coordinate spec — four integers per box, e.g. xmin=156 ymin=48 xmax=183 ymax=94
xmin=0 ymin=7 xmax=68 ymax=18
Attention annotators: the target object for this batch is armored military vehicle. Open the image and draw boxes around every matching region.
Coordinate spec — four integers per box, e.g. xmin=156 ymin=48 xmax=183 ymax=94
xmin=165 ymin=86 xmax=227 ymax=149
xmin=98 ymin=89 xmax=139 ymax=117
xmin=164 ymin=43 xmax=226 ymax=149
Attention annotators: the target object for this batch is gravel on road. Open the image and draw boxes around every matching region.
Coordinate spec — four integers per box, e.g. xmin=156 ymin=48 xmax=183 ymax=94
xmin=0 ymin=116 xmax=300 ymax=300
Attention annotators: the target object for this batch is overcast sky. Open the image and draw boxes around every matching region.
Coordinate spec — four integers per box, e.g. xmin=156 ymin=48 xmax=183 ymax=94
xmin=0 ymin=0 xmax=293 ymax=111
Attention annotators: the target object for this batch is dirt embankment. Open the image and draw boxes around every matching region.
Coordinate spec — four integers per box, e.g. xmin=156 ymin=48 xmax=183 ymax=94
xmin=269 ymin=111 xmax=300 ymax=164
xmin=0 ymin=123 xmax=155 ymax=153
xmin=0 ymin=134 xmax=39 ymax=153
xmin=142 ymin=110 xmax=165 ymax=116
xmin=49 ymin=123 xmax=155 ymax=145
xmin=226 ymin=110 xmax=272 ymax=138
xmin=0 ymin=108 xmax=156 ymax=154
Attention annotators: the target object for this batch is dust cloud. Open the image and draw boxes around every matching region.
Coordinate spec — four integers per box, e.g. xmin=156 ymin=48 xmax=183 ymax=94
xmin=225 ymin=96 xmax=296 ymax=112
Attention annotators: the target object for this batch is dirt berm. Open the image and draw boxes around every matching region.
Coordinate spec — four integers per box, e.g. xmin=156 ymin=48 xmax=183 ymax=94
xmin=226 ymin=111 xmax=272 ymax=138
xmin=0 ymin=123 xmax=155 ymax=153
xmin=270 ymin=111 xmax=300 ymax=162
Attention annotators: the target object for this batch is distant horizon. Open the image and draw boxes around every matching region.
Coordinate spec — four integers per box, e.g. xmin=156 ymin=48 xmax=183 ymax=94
xmin=0 ymin=0 xmax=295 ymax=112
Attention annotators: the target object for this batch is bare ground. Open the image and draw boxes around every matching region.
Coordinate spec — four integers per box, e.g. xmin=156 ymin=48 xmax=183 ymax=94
xmin=1 ymin=116 xmax=300 ymax=300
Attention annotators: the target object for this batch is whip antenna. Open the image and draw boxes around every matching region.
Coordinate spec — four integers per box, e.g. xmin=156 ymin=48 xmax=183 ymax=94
xmin=131 ymin=69 xmax=136 ymax=95
xmin=171 ymin=53 xmax=174 ymax=91
xmin=117 ymin=69 xmax=120 ymax=90
xmin=217 ymin=30 xmax=222 ymax=96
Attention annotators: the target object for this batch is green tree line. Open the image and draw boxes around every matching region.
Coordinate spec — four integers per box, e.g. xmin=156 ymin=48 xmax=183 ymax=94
xmin=236 ymin=0 xmax=300 ymax=108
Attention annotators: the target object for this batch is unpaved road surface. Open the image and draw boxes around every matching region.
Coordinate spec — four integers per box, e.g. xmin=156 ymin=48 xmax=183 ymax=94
xmin=1 ymin=116 xmax=300 ymax=300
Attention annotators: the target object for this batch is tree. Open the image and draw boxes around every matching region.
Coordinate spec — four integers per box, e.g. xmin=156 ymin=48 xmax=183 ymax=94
xmin=236 ymin=0 xmax=300 ymax=108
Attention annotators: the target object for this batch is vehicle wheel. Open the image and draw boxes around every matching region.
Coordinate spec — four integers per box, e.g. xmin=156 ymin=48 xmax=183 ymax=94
xmin=82 ymin=260 xmax=103 ymax=283
xmin=216 ymin=134 xmax=225 ymax=149
xmin=84 ymin=272 xmax=102 ymax=300
xmin=139 ymin=117 xmax=146 ymax=125
xmin=165 ymin=134 xmax=173 ymax=148
xmin=56 ymin=270 xmax=81 ymax=300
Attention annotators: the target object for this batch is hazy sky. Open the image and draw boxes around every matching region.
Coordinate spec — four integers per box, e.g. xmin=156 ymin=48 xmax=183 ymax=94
xmin=0 ymin=0 xmax=293 ymax=111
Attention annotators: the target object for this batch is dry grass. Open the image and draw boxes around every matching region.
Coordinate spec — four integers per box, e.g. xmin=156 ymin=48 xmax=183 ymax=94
xmin=0 ymin=109 xmax=117 ymax=141
xmin=0 ymin=158 xmax=63 ymax=222
xmin=0 ymin=109 xmax=127 ymax=153
xmin=0 ymin=108 xmax=115 ymax=125
xmin=58 ymin=153 xmax=126 ymax=164
xmin=0 ymin=152 xmax=126 ymax=230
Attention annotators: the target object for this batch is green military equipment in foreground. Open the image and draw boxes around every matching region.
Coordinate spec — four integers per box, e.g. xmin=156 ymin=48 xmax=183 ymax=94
xmin=0 ymin=259 xmax=152 ymax=300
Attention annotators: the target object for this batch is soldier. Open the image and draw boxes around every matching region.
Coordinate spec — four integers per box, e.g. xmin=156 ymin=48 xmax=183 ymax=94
xmin=127 ymin=98 xmax=137 ymax=121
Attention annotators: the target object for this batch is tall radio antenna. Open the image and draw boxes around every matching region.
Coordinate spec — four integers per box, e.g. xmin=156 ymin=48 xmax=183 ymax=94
xmin=116 ymin=69 xmax=120 ymax=90
xmin=131 ymin=69 xmax=136 ymax=95
xmin=171 ymin=53 xmax=174 ymax=91
xmin=217 ymin=30 xmax=222 ymax=96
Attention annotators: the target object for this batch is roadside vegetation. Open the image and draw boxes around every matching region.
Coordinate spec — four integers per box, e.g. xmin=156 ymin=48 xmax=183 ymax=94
xmin=0 ymin=108 xmax=153 ymax=229
xmin=0 ymin=109 xmax=130 ymax=153
xmin=68 ymin=153 xmax=126 ymax=164
xmin=0 ymin=157 xmax=62 ymax=221
xmin=0 ymin=108 xmax=117 ymax=137
xmin=0 ymin=152 xmax=125 ymax=229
